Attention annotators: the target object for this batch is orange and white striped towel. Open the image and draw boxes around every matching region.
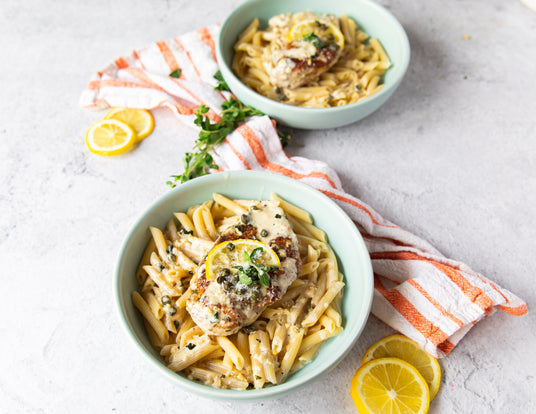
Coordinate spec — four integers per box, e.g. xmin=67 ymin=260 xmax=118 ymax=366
xmin=81 ymin=26 xmax=527 ymax=358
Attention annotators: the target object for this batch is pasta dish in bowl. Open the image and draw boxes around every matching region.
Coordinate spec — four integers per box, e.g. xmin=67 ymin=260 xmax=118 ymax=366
xmin=233 ymin=11 xmax=391 ymax=108
xmin=216 ymin=0 xmax=410 ymax=129
xmin=115 ymin=171 xmax=373 ymax=401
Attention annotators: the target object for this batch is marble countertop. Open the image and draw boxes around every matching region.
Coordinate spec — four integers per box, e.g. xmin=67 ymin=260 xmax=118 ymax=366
xmin=1 ymin=0 xmax=535 ymax=412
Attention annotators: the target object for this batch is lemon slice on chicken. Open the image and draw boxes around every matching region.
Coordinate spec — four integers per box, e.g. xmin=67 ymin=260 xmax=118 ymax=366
xmin=205 ymin=239 xmax=280 ymax=281
xmin=288 ymin=18 xmax=345 ymax=50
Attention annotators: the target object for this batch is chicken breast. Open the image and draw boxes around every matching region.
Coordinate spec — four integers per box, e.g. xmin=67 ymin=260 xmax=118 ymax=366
xmin=264 ymin=15 xmax=344 ymax=89
xmin=186 ymin=201 xmax=301 ymax=336
xmin=268 ymin=42 xmax=342 ymax=89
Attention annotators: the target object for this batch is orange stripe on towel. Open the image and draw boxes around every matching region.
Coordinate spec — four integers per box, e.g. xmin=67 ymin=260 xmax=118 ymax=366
xmin=114 ymin=57 xmax=129 ymax=69
xmin=237 ymin=124 xmax=338 ymax=188
xmin=437 ymin=340 xmax=455 ymax=356
xmin=174 ymin=38 xmax=202 ymax=80
xmin=156 ymin=41 xmax=181 ymax=76
xmin=375 ymin=275 xmax=449 ymax=346
xmin=371 ymin=251 xmax=494 ymax=311
xmin=497 ymin=303 xmax=528 ymax=316
xmin=87 ymin=79 xmax=154 ymax=90
xmin=224 ymin=138 xmax=252 ymax=170
xmin=408 ymin=279 xmax=465 ymax=328
xmin=319 ymin=190 xmax=399 ymax=229
xmin=197 ymin=27 xmax=217 ymax=61
xmin=132 ymin=50 xmax=146 ymax=70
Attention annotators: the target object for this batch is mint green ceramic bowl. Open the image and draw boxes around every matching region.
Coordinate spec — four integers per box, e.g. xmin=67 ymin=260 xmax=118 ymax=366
xmin=216 ymin=0 xmax=410 ymax=129
xmin=115 ymin=171 xmax=373 ymax=401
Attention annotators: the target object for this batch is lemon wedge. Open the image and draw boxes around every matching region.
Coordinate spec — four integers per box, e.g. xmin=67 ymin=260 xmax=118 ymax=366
xmin=288 ymin=18 xmax=345 ymax=50
xmin=205 ymin=239 xmax=280 ymax=281
xmin=362 ymin=334 xmax=441 ymax=401
xmin=104 ymin=107 xmax=154 ymax=141
xmin=85 ymin=119 xmax=137 ymax=156
xmin=351 ymin=357 xmax=430 ymax=414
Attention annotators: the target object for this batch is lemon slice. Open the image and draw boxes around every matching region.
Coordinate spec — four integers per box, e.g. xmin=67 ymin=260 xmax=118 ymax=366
xmin=288 ymin=18 xmax=345 ymax=50
xmin=362 ymin=334 xmax=441 ymax=400
xmin=351 ymin=357 xmax=430 ymax=414
xmin=104 ymin=107 xmax=154 ymax=141
xmin=85 ymin=119 xmax=137 ymax=156
xmin=205 ymin=239 xmax=280 ymax=281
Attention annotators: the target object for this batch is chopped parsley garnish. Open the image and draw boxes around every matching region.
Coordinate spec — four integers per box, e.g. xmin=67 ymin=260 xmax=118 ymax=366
xmin=185 ymin=343 xmax=196 ymax=350
xmin=302 ymin=32 xmax=325 ymax=49
xmin=275 ymin=214 xmax=281 ymax=219
xmin=167 ymin=72 xmax=291 ymax=186
xmin=233 ymin=247 xmax=275 ymax=286
xmin=169 ymin=68 xmax=182 ymax=78
xmin=179 ymin=229 xmax=194 ymax=235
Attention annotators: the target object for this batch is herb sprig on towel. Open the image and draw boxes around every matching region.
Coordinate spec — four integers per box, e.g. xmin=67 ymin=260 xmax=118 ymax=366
xmin=167 ymin=72 xmax=290 ymax=187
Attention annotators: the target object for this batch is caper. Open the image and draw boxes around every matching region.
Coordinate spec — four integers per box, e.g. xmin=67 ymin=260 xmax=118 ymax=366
xmin=260 ymin=229 xmax=269 ymax=237
xmin=219 ymin=268 xmax=230 ymax=277
xmin=217 ymin=276 xmax=225 ymax=284
xmin=223 ymin=281 xmax=233 ymax=291
xmin=251 ymin=291 xmax=260 ymax=301
xmin=227 ymin=242 xmax=235 ymax=251
xmin=167 ymin=306 xmax=177 ymax=316
xmin=241 ymin=214 xmax=250 ymax=224
xmin=161 ymin=295 xmax=171 ymax=305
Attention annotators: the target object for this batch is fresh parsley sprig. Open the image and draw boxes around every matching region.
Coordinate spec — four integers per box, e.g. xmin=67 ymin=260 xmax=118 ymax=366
xmin=166 ymin=71 xmax=291 ymax=187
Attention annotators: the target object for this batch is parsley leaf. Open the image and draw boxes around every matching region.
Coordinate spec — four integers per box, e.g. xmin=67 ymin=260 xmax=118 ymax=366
xmin=169 ymin=68 xmax=182 ymax=78
xmin=214 ymin=70 xmax=230 ymax=91
xmin=302 ymin=32 xmax=325 ymax=49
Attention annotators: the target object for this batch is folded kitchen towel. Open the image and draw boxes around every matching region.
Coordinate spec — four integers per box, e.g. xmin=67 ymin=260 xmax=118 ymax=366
xmin=80 ymin=25 xmax=527 ymax=358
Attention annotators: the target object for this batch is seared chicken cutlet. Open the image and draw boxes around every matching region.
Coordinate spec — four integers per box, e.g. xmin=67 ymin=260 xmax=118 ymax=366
xmin=264 ymin=14 xmax=344 ymax=89
xmin=186 ymin=201 xmax=301 ymax=336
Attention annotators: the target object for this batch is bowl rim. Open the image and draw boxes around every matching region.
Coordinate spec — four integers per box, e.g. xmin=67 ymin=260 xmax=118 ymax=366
xmin=215 ymin=0 xmax=410 ymax=115
xmin=114 ymin=170 xmax=374 ymax=401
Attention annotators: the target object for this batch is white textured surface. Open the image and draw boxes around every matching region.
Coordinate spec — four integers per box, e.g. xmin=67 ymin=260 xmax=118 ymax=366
xmin=1 ymin=0 xmax=535 ymax=412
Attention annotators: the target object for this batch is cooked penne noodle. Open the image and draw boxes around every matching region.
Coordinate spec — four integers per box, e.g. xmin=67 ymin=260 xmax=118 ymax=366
xmin=168 ymin=339 xmax=220 ymax=372
xmin=216 ymin=336 xmax=245 ymax=370
xmin=166 ymin=219 xmax=179 ymax=242
xmin=248 ymin=332 xmax=266 ymax=389
xmin=278 ymin=326 xmax=304 ymax=383
xmin=270 ymin=193 xmax=313 ymax=223
xmin=302 ymin=281 xmax=345 ymax=328
xmin=143 ymin=290 xmax=165 ymax=319
xmin=213 ymin=193 xmax=247 ymax=215
xmin=136 ymin=237 xmax=156 ymax=285
xmin=133 ymin=292 xmax=169 ymax=345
